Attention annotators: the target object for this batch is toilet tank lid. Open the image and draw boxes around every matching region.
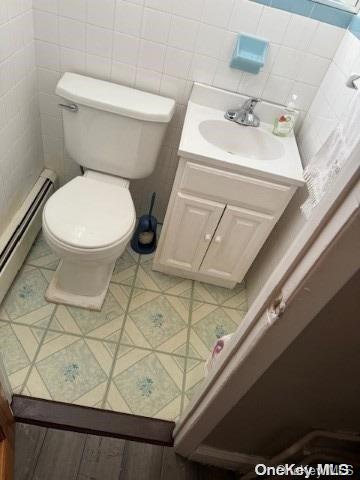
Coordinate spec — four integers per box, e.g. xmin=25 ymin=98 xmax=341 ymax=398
xmin=56 ymin=73 xmax=175 ymax=123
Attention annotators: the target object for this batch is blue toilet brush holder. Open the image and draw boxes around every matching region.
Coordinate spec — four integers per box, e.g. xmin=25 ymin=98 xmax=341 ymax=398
xmin=131 ymin=192 xmax=158 ymax=254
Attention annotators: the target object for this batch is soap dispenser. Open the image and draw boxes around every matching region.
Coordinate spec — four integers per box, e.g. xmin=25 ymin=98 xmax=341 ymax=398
xmin=273 ymin=94 xmax=298 ymax=137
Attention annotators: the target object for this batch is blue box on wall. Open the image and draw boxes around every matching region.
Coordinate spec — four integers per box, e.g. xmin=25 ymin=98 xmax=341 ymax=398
xmin=230 ymin=34 xmax=269 ymax=74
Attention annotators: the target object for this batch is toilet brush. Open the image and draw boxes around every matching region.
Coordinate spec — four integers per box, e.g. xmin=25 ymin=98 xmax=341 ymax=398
xmin=131 ymin=192 xmax=158 ymax=254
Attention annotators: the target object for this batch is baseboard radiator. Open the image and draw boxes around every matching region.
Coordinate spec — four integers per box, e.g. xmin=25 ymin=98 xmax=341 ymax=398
xmin=0 ymin=169 xmax=57 ymax=304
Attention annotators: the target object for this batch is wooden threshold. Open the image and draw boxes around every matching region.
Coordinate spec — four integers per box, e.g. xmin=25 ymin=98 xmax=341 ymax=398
xmin=11 ymin=395 xmax=174 ymax=447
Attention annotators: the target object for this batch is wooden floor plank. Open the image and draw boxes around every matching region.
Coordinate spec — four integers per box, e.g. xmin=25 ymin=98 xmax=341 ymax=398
xmin=160 ymin=447 xmax=199 ymax=480
xmin=31 ymin=429 xmax=86 ymax=480
xmin=14 ymin=424 xmax=46 ymax=480
xmin=14 ymin=424 xmax=238 ymax=480
xmin=198 ymin=465 xmax=238 ymax=480
xmin=121 ymin=441 xmax=164 ymax=480
xmin=76 ymin=435 xmax=126 ymax=480
xmin=12 ymin=395 xmax=174 ymax=446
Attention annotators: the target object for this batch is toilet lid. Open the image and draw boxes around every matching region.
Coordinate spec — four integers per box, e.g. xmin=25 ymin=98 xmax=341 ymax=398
xmin=44 ymin=176 xmax=135 ymax=249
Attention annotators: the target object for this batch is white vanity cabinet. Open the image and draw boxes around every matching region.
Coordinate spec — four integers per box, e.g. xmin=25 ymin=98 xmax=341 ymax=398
xmin=159 ymin=192 xmax=225 ymax=273
xmin=199 ymin=204 xmax=275 ymax=282
xmin=153 ymin=159 xmax=297 ymax=288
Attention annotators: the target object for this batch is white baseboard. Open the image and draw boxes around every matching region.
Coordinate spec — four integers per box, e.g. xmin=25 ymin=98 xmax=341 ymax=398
xmin=0 ymin=169 xmax=56 ymax=303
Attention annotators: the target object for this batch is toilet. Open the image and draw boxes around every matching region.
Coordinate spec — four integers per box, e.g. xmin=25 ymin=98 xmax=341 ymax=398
xmin=43 ymin=73 xmax=175 ymax=310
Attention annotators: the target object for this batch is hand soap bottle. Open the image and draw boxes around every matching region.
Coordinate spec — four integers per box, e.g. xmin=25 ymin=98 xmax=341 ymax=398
xmin=273 ymin=94 xmax=298 ymax=137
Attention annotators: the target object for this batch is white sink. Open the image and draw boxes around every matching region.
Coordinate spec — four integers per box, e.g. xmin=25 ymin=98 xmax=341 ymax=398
xmin=199 ymin=119 xmax=285 ymax=161
xmin=179 ymin=84 xmax=304 ymax=187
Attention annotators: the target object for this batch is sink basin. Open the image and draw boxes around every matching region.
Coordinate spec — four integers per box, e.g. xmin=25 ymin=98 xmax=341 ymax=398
xmin=178 ymin=84 xmax=304 ymax=187
xmin=199 ymin=119 xmax=285 ymax=161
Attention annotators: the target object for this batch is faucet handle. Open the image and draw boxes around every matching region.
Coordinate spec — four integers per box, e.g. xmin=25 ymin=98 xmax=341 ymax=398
xmin=248 ymin=97 xmax=261 ymax=109
xmin=225 ymin=110 xmax=238 ymax=121
xmin=225 ymin=97 xmax=261 ymax=126
xmin=240 ymin=97 xmax=261 ymax=112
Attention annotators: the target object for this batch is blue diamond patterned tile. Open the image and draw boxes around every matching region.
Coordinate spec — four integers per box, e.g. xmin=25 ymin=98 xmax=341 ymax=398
xmin=111 ymin=246 xmax=139 ymax=286
xmin=25 ymin=333 xmax=114 ymax=406
xmin=0 ymin=266 xmax=55 ymax=327
xmin=49 ymin=283 xmax=129 ymax=341
xmin=1 ymin=220 xmax=250 ymax=417
xmin=107 ymin=348 xmax=184 ymax=419
xmin=189 ymin=302 xmax=246 ymax=360
xmin=135 ymin=253 xmax=192 ymax=298
xmin=0 ymin=320 xmax=45 ymax=393
xmin=25 ymin=232 xmax=60 ymax=270
xmin=123 ymin=289 xmax=190 ymax=354
xmin=183 ymin=357 xmax=206 ymax=409
xmin=193 ymin=281 xmax=247 ymax=309
xmin=172 ymin=343 xmax=203 ymax=372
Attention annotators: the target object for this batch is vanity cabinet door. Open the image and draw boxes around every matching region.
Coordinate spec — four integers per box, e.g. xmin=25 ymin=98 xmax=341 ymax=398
xmin=200 ymin=205 xmax=275 ymax=282
xmin=160 ymin=193 xmax=225 ymax=272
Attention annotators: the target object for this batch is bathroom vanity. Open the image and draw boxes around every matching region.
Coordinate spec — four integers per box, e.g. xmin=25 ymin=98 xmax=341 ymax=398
xmin=153 ymin=84 xmax=304 ymax=288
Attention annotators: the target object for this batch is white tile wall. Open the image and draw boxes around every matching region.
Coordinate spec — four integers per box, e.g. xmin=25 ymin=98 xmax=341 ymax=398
xmin=32 ymin=0 xmax=345 ymax=220
xmin=0 ymin=0 xmax=43 ymax=233
xmin=298 ymin=30 xmax=360 ymax=166
xmin=247 ymin=27 xmax=360 ymax=305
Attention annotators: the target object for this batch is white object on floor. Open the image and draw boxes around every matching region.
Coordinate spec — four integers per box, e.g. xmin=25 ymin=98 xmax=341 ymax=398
xmin=301 ymin=89 xmax=360 ymax=218
xmin=205 ymin=334 xmax=233 ymax=375
xmin=43 ymin=73 xmax=175 ymax=310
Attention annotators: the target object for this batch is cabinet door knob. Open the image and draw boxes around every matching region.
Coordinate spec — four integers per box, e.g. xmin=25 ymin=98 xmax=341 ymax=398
xmin=215 ymin=236 xmax=222 ymax=243
xmin=204 ymin=233 xmax=212 ymax=241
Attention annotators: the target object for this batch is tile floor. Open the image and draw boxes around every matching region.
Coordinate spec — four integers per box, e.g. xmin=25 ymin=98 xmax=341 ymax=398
xmin=0 ymin=230 xmax=248 ymax=420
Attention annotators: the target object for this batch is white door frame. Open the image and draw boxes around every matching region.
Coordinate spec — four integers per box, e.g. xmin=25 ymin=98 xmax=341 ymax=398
xmin=173 ymin=152 xmax=360 ymax=459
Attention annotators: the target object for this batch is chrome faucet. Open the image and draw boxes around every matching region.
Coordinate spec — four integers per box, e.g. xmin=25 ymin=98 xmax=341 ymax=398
xmin=225 ymin=98 xmax=261 ymax=127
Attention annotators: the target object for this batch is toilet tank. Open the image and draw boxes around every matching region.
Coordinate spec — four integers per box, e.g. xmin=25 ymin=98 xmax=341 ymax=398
xmin=56 ymin=73 xmax=175 ymax=179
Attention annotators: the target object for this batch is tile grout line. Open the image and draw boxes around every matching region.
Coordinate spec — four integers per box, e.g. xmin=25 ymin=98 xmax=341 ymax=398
xmin=111 ymin=282 xmax=248 ymax=312
xmin=13 ymin=239 xmax=247 ymax=415
xmin=151 ymin=390 xmax=184 ymax=422
xmin=105 ymin=329 xmax=192 ymax=420
xmin=24 ymin=263 xmax=58 ymax=272
xmin=4 ymin=280 xmax=244 ymax=403
xmin=19 ymin=300 xmax=60 ymax=396
xmin=109 ymin=341 xmax=205 ymax=364
xmin=179 ymin=279 xmax=195 ymax=416
xmin=25 ymin=262 xmax=248 ymax=312
xmin=100 ymin=251 xmax=143 ymax=409
xmin=0 ymin=316 xmax=206 ymax=363
xmin=31 ymin=340 xmax=107 ymax=407
xmin=103 ymin=374 xmax=136 ymax=417
xmin=29 ymin=360 xmax=59 ymax=403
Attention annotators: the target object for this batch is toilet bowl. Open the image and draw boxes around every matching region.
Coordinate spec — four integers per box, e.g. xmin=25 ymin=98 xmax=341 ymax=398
xmin=43 ymin=171 xmax=136 ymax=310
xmin=42 ymin=73 xmax=174 ymax=310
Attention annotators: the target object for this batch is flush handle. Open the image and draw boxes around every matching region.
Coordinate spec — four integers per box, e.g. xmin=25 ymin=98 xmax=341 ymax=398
xmin=204 ymin=233 xmax=212 ymax=242
xmin=59 ymin=103 xmax=79 ymax=113
xmin=214 ymin=235 xmax=222 ymax=243
xmin=346 ymin=73 xmax=360 ymax=90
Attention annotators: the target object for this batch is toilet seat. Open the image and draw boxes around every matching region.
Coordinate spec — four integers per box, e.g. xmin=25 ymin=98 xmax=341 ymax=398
xmin=43 ymin=175 xmax=136 ymax=250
